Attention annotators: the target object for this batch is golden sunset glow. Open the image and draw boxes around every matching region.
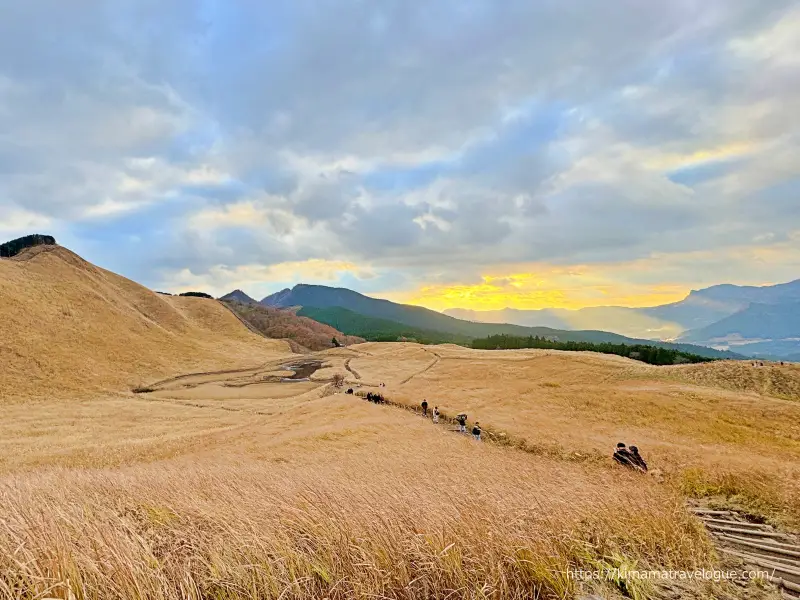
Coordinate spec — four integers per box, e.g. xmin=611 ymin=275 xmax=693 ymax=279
xmin=377 ymin=266 xmax=689 ymax=312
xmin=376 ymin=238 xmax=800 ymax=313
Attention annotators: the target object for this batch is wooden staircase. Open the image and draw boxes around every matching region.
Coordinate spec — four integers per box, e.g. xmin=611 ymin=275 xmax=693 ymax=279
xmin=690 ymin=507 xmax=800 ymax=600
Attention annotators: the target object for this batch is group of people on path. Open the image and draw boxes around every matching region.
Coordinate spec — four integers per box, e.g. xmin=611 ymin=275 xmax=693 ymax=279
xmin=351 ymin=386 xmax=646 ymax=466
xmin=421 ymin=399 xmax=481 ymax=440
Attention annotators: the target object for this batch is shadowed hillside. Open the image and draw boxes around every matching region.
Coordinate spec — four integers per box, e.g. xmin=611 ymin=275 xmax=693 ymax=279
xmin=223 ymin=301 xmax=364 ymax=351
xmin=0 ymin=245 xmax=291 ymax=400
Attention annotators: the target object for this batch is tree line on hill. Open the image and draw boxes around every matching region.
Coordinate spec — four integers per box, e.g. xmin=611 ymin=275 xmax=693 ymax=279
xmin=296 ymin=306 xmax=473 ymax=345
xmin=471 ymin=334 xmax=716 ymax=365
xmin=0 ymin=234 xmax=56 ymax=258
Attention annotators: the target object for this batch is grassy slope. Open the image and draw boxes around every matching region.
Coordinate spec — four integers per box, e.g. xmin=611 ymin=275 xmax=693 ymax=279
xmin=359 ymin=343 xmax=800 ymax=526
xmin=0 ymin=246 xmax=291 ymax=400
xmin=1 ymin=359 xmax=714 ymax=599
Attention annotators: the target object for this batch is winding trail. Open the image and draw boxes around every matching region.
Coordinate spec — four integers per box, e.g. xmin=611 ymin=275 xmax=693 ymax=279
xmin=344 ymin=358 xmax=361 ymax=380
xmin=399 ymin=350 xmax=441 ymax=385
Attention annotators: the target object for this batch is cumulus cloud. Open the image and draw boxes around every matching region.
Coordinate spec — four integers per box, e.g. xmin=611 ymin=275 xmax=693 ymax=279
xmin=0 ymin=0 xmax=797 ymax=306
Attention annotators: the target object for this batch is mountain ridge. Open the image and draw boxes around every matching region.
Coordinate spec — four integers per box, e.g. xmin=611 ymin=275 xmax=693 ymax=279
xmin=442 ymin=278 xmax=800 ymax=357
xmin=223 ymin=283 xmax=743 ymax=359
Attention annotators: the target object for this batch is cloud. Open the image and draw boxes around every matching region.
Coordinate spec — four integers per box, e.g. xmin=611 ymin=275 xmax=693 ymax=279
xmin=0 ymin=1 xmax=797 ymax=308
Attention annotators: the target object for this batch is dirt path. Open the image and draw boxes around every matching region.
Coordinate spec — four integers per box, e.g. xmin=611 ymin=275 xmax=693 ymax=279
xmin=345 ymin=358 xmax=361 ymax=380
xmin=399 ymin=349 xmax=441 ymax=385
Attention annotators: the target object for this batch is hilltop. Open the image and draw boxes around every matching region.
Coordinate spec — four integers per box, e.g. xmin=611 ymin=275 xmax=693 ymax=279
xmin=0 ymin=244 xmax=292 ymax=400
xmin=219 ymin=289 xmax=258 ymax=304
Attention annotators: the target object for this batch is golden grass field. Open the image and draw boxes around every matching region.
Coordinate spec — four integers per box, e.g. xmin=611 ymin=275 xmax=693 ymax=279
xmin=1 ymin=247 xmax=798 ymax=599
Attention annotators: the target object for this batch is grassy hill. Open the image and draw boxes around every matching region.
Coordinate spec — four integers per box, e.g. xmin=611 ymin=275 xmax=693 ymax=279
xmin=0 ymin=245 xmax=290 ymax=400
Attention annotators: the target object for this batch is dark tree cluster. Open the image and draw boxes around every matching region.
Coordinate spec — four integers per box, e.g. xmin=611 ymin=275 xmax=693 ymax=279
xmin=0 ymin=234 xmax=57 ymax=258
xmin=471 ymin=334 xmax=715 ymax=365
xmin=179 ymin=291 xmax=214 ymax=299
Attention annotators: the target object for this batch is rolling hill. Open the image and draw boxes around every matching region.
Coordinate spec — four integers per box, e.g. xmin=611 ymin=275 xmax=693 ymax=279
xmin=0 ymin=244 xmax=292 ymax=400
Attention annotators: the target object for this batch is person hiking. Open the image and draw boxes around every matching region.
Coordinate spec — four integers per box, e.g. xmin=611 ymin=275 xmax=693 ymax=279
xmin=432 ymin=406 xmax=440 ymax=424
xmin=629 ymin=446 xmax=648 ymax=473
xmin=613 ymin=442 xmax=635 ymax=468
xmin=421 ymin=399 xmax=428 ymax=417
xmin=472 ymin=422 xmax=482 ymax=441
xmin=457 ymin=413 xmax=467 ymax=433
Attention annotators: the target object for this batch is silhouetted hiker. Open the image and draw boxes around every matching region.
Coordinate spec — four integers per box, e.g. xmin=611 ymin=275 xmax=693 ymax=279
xmin=421 ymin=399 xmax=428 ymax=416
xmin=366 ymin=392 xmax=373 ymax=401
xmin=432 ymin=406 xmax=440 ymax=424
xmin=457 ymin=413 xmax=467 ymax=433
xmin=472 ymin=422 xmax=482 ymax=441
xmin=629 ymin=446 xmax=648 ymax=473
xmin=613 ymin=442 xmax=635 ymax=468
xmin=346 ymin=388 xmax=354 ymax=395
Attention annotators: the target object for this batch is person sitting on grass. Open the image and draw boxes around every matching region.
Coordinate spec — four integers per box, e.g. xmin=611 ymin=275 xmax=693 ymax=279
xmin=613 ymin=442 xmax=647 ymax=473
xmin=629 ymin=446 xmax=648 ymax=472
xmin=613 ymin=442 xmax=635 ymax=468
xmin=472 ymin=422 xmax=482 ymax=441
xmin=421 ymin=399 xmax=428 ymax=417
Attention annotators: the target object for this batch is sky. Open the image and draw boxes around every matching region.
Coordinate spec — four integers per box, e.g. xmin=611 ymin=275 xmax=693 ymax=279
xmin=1 ymin=0 xmax=798 ymax=312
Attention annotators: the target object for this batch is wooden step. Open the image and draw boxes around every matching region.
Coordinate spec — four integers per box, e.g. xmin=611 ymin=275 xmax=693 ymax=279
xmin=690 ymin=508 xmax=736 ymax=516
xmin=706 ymin=523 xmax=789 ymax=538
xmin=719 ymin=548 xmax=800 ymax=584
xmin=701 ymin=517 xmax=776 ymax=530
xmin=719 ymin=535 xmax=800 ymax=554
xmin=719 ymin=535 xmax=800 ymax=560
xmin=768 ymin=574 xmax=800 ymax=597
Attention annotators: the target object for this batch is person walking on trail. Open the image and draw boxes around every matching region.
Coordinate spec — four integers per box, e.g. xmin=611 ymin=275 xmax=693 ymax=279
xmin=456 ymin=413 xmax=467 ymax=433
xmin=472 ymin=422 xmax=482 ymax=441
xmin=432 ymin=406 xmax=440 ymax=424
xmin=421 ymin=399 xmax=428 ymax=417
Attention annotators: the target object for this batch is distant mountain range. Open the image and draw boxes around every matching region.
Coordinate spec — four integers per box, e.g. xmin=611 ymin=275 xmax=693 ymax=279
xmin=445 ymin=279 xmax=800 ymax=359
xmin=221 ymin=283 xmax=743 ymax=360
